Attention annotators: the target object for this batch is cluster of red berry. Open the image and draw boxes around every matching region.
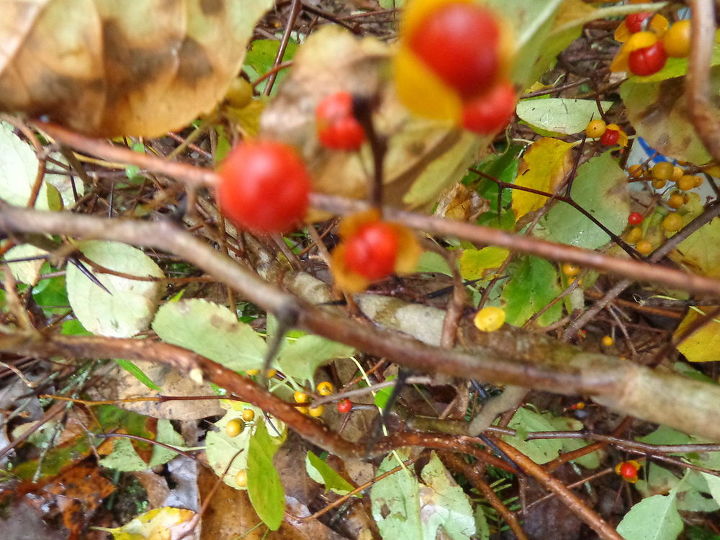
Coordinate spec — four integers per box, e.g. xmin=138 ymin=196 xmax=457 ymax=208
xmin=407 ymin=3 xmax=516 ymax=134
xmin=613 ymin=12 xmax=691 ymax=77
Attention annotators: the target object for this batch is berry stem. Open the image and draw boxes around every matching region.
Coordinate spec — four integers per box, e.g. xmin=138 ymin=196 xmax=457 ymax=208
xmin=352 ymin=95 xmax=387 ymax=214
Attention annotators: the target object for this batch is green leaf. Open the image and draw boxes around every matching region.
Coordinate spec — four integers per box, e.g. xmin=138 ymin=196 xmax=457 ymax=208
xmin=4 ymin=244 xmax=47 ymax=285
xmin=374 ymin=375 xmax=397 ymax=410
xmin=66 ymin=241 xmax=165 ymax=338
xmin=244 ymin=39 xmax=298 ymax=95
xmin=306 ymin=451 xmax=355 ymax=495
xmin=616 ymin=492 xmax=684 ymax=540
xmin=474 ymin=506 xmax=491 ymax=540
xmin=99 ymin=419 xmax=182 ymax=472
xmin=700 ymin=472 xmax=720 ymax=508
xmin=152 ymin=299 xmax=266 ymax=373
xmin=502 ymin=257 xmax=562 ymax=328
xmin=114 ymin=359 xmax=160 ymax=391
xmin=517 ymin=98 xmax=613 ymax=136
xmin=537 ymin=151 xmax=630 ymax=250
xmin=484 ymin=0 xmax=563 ymax=88
xmin=277 ymin=335 xmax=354 ymax=384
xmin=501 ymin=407 xmax=563 ymax=464
xmin=247 ymin=420 xmax=285 ymax=531
xmin=419 ymin=453 xmax=476 ymax=540
xmin=371 ymin=452 xmax=422 ymax=539
xmin=638 ymin=425 xmax=694 ymax=448
xmin=545 ymin=414 xmax=600 ymax=469
xmin=459 ymin=247 xmax=509 ymax=281
xmin=415 ymin=251 xmax=452 ymax=276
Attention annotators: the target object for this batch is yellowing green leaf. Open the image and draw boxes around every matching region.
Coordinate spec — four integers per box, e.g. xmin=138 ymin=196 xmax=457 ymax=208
xmin=511 ymin=138 xmax=573 ymax=219
xmin=98 ymin=507 xmax=195 ymax=540
xmin=459 ymin=247 xmax=509 ymax=280
xmin=669 ymin=217 xmax=720 ymax=279
xmin=674 ymin=308 xmax=720 ymax=363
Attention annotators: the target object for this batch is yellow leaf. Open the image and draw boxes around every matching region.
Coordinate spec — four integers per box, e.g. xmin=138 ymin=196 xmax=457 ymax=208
xmin=97 ymin=507 xmax=195 ymax=540
xmin=511 ymin=138 xmax=574 ymax=219
xmin=669 ymin=217 xmax=720 ymax=278
xmin=459 ymin=247 xmax=509 ymax=280
xmin=674 ymin=308 xmax=720 ymax=363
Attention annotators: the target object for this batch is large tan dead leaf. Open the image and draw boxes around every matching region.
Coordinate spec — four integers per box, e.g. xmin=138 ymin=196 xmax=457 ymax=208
xmin=0 ymin=0 xmax=271 ymax=137
xmin=260 ymin=25 xmax=485 ymax=215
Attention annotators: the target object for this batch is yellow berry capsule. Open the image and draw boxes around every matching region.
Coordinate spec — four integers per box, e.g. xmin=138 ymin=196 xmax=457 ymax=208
xmin=561 ymin=263 xmax=581 ymax=277
xmin=671 ymin=166 xmax=684 ymax=182
xmin=625 ymin=226 xmax=643 ymax=244
xmin=241 ymin=408 xmax=255 ymax=422
xmin=308 ymin=405 xmax=324 ymax=417
xmin=627 ymin=164 xmax=644 ymax=178
xmin=246 ymin=369 xmax=259 ymax=376
xmin=586 ymin=119 xmax=607 ymax=138
xmin=601 ymin=335 xmax=615 ymax=347
xmin=667 ymin=192 xmax=685 ymax=209
xmin=662 ymin=212 xmax=683 ymax=232
xmin=225 ymin=418 xmax=245 ymax=437
xmin=663 ymin=20 xmax=691 ymax=58
xmin=636 ymin=240 xmax=653 ymax=255
xmin=693 ymin=175 xmax=704 ymax=188
xmin=473 ymin=307 xmax=506 ymax=332
xmin=678 ymin=175 xmax=699 ymax=191
xmin=651 ymin=179 xmax=667 ymax=189
xmin=235 ymin=469 xmax=248 ymax=487
xmin=265 ymin=369 xmax=278 ymax=378
xmin=294 ymin=391 xmax=309 ymax=404
xmin=296 ymin=406 xmax=309 ymax=415
xmin=317 ymin=381 xmax=335 ymax=396
xmin=651 ymin=162 xmax=674 ymax=181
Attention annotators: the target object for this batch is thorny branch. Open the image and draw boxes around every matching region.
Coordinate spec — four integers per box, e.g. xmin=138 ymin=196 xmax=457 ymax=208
xmin=4 ymin=204 xmax=720 ymax=441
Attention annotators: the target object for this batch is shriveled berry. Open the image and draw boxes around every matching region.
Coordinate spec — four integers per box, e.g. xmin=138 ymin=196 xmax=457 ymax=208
xmin=409 ymin=3 xmax=501 ymax=99
xmin=337 ymin=399 xmax=353 ymax=414
xmin=628 ymin=212 xmax=644 ymax=226
xmin=344 ymin=221 xmax=400 ymax=280
xmin=585 ymin=119 xmax=607 ymax=138
xmin=628 ymin=41 xmax=667 ymax=76
xmin=461 ymin=81 xmax=517 ymax=134
xmin=218 ymin=141 xmax=311 ymax=233
xmin=316 ymin=92 xmax=365 ymax=151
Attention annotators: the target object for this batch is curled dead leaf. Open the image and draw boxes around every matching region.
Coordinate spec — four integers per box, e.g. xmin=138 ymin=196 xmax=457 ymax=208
xmin=0 ymin=0 xmax=272 ymax=137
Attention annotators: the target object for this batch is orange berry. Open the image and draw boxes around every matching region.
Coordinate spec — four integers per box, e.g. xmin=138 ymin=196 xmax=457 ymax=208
xmin=678 ymin=175 xmax=699 ymax=191
xmin=667 ymin=192 xmax=685 ymax=209
xmin=636 ymin=240 xmax=653 ymax=255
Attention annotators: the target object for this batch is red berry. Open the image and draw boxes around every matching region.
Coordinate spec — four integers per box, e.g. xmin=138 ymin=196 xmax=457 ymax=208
xmin=462 ymin=81 xmax=516 ymax=134
xmin=628 ymin=212 xmax=644 ymax=226
xmin=619 ymin=462 xmax=639 ymax=480
xmin=409 ymin=4 xmax=501 ymax=99
xmin=625 ymin=12 xmax=651 ymax=33
xmin=628 ymin=42 xmax=667 ymax=76
xmin=316 ymin=92 xmax=365 ymax=151
xmin=344 ymin=221 xmax=399 ymax=280
xmin=337 ymin=399 xmax=353 ymax=414
xmin=217 ymin=141 xmax=311 ymax=233
xmin=599 ymin=128 xmax=619 ymax=146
